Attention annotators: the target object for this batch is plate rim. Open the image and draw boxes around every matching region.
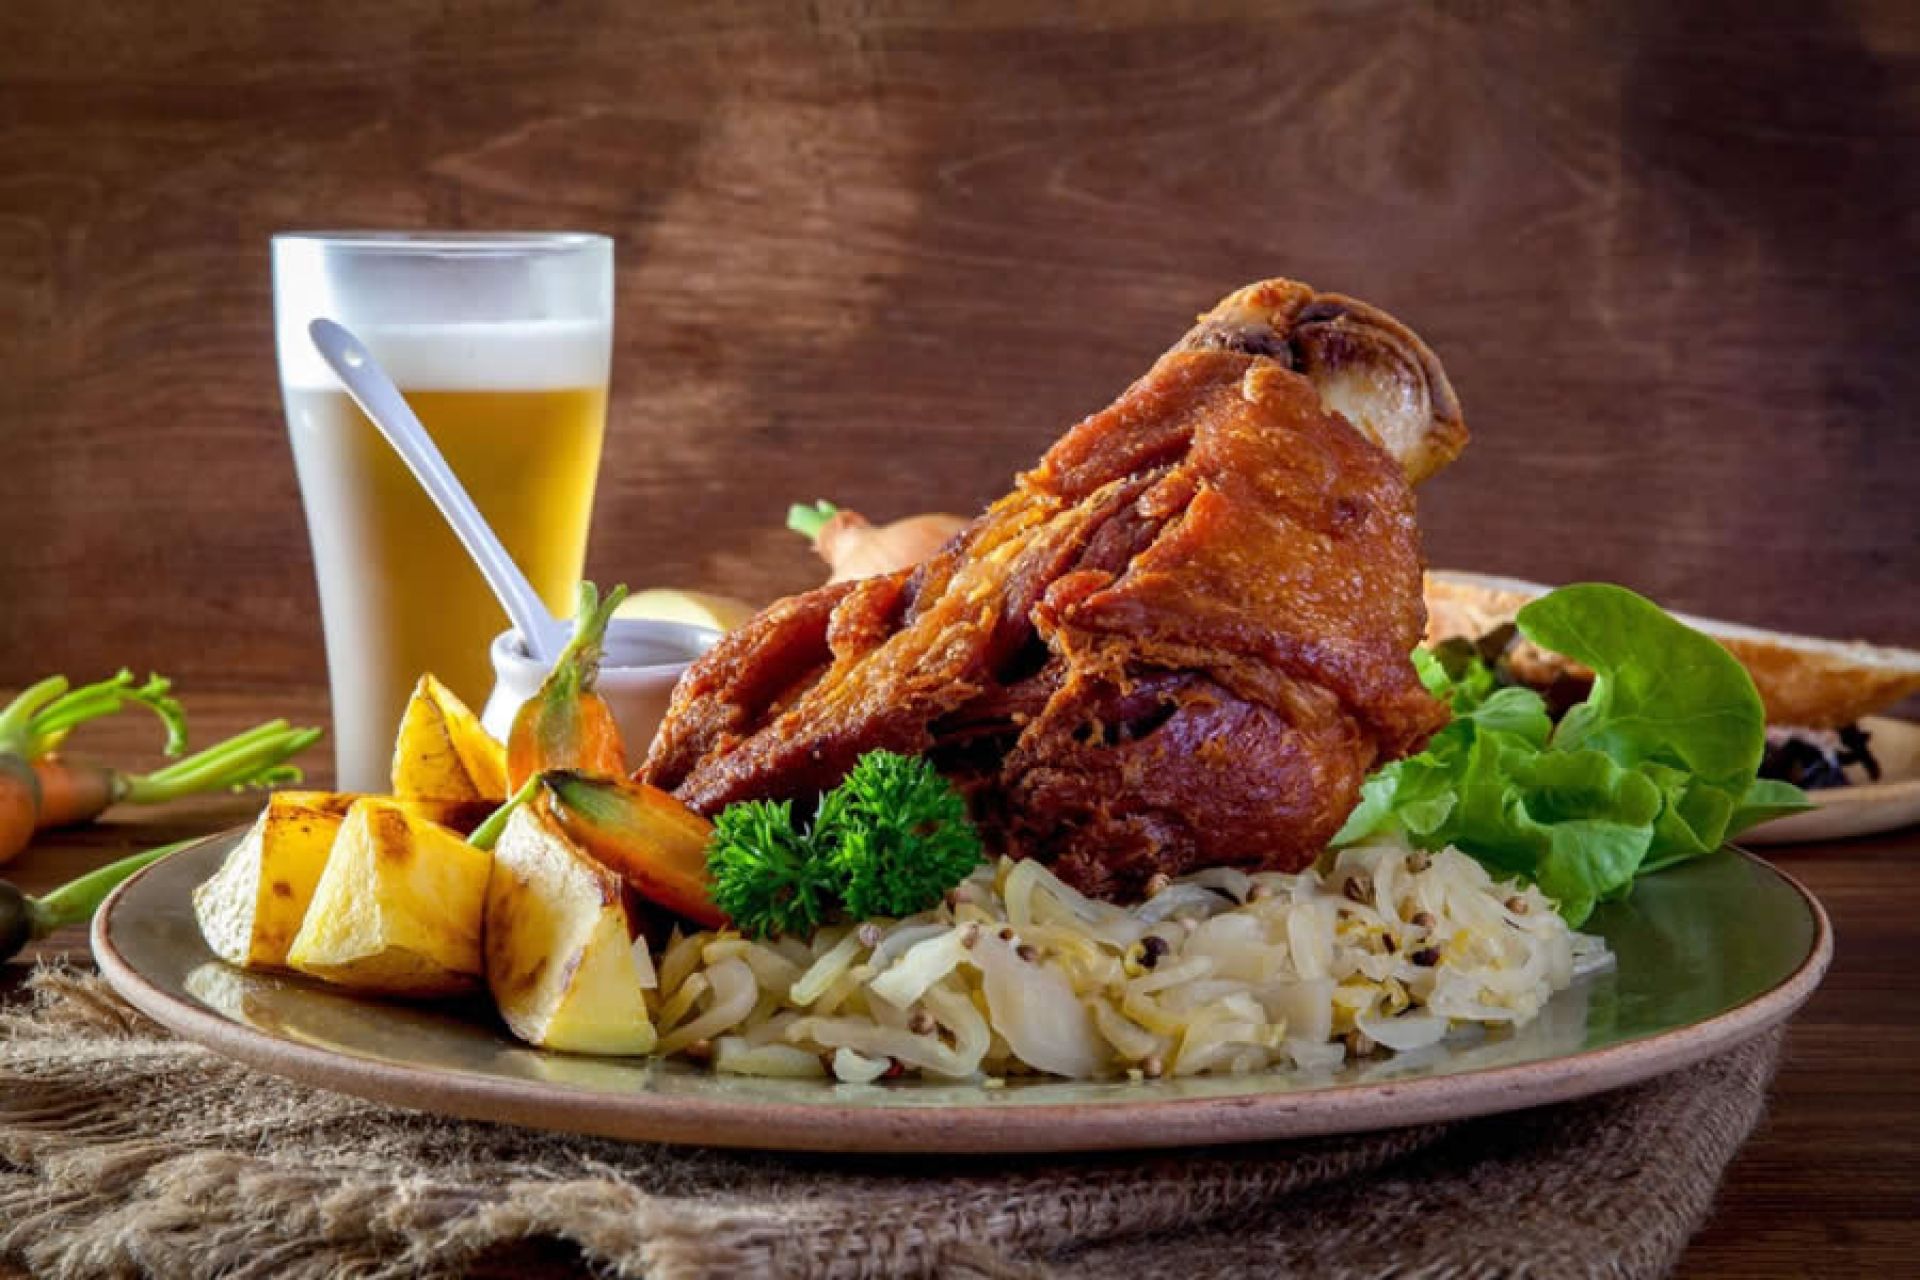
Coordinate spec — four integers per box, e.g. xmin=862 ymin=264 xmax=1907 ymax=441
xmin=92 ymin=829 xmax=1833 ymax=1154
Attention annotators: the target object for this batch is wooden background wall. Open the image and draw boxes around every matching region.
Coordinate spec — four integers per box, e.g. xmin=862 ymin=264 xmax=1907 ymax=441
xmin=2 ymin=1 xmax=1915 ymax=690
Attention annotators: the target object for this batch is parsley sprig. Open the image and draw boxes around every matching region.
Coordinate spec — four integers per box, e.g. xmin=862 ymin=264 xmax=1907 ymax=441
xmin=706 ymin=751 xmax=983 ymax=938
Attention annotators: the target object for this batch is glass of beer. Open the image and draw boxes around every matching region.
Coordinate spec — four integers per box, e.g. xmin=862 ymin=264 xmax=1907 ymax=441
xmin=272 ymin=232 xmax=612 ymax=791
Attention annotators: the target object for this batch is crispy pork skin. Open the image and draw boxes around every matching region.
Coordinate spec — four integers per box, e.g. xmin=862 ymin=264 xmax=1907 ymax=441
xmin=642 ymin=279 xmax=1466 ymax=899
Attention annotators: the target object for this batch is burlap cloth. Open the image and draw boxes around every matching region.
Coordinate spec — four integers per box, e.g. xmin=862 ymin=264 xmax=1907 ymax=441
xmin=0 ymin=966 xmax=1780 ymax=1279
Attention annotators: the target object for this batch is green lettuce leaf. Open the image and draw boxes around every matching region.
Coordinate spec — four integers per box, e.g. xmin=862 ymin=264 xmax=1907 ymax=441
xmin=1516 ymin=584 xmax=1765 ymax=788
xmin=1337 ymin=584 xmax=1812 ymax=925
xmin=1728 ymin=778 xmax=1817 ymax=833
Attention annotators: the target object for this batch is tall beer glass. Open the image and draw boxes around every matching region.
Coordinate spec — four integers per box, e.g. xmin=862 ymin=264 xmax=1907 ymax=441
xmin=272 ymin=233 xmax=612 ymax=790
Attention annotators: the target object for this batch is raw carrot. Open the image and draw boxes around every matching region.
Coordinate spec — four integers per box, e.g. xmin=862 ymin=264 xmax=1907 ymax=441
xmin=28 ymin=759 xmax=117 ymax=830
xmin=0 ymin=671 xmax=322 ymax=864
xmin=0 ymin=757 xmax=38 ymax=864
xmin=2 ymin=838 xmax=194 ymax=962
xmin=507 ymin=582 xmax=630 ymax=789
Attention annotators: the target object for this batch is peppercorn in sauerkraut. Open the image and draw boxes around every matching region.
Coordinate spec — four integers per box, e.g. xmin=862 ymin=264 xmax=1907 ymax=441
xmin=644 ymin=841 xmax=1610 ymax=1082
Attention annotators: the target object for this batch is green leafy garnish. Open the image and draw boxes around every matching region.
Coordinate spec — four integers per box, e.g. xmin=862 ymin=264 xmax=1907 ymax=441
xmin=708 ymin=799 xmax=842 ymax=938
xmin=822 ymin=751 xmax=984 ymax=919
xmin=1337 ymin=584 xmax=1811 ymax=925
xmin=0 ymin=669 xmax=189 ymax=760
xmin=704 ymin=751 xmax=983 ymax=938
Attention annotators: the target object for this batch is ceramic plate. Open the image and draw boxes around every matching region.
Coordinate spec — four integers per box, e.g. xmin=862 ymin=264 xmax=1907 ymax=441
xmin=92 ymin=833 xmax=1830 ymax=1154
xmin=1742 ymin=716 xmax=1920 ymax=845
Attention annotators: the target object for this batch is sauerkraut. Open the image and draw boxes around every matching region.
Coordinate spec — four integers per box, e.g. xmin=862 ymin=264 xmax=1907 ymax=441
xmin=647 ymin=840 xmax=1610 ymax=1082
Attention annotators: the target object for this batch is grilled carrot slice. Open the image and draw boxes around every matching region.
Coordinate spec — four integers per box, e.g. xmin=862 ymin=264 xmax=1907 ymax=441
xmin=539 ymin=769 xmax=723 ymax=928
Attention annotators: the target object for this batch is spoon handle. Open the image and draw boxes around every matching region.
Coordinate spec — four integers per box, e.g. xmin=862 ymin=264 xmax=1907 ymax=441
xmin=307 ymin=318 xmax=561 ymax=664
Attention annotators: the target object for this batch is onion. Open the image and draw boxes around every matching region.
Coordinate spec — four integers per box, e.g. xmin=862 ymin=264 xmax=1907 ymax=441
xmin=1572 ymin=935 xmax=1615 ymax=979
xmin=870 ymin=921 xmax=951 ymax=970
xmin=1121 ymin=990 xmax=1185 ymax=1038
xmin=809 ymin=968 xmax=868 ymax=1018
xmin=973 ymin=937 xmax=1106 ymax=1078
xmin=1287 ymin=903 xmax=1334 ymax=980
xmin=1287 ymin=1038 xmax=1348 ymax=1073
xmin=656 ymin=929 xmax=705 ymax=998
xmin=1356 ymin=1009 xmax=1450 ymax=1053
xmin=1133 ymin=883 xmax=1231 ymax=923
xmin=1091 ymin=999 xmax=1165 ymax=1061
xmin=1185 ymin=913 xmax=1280 ymax=981
xmin=1169 ymin=1004 xmax=1269 ymax=1077
xmin=1127 ymin=955 xmax=1215 ymax=995
xmin=790 ymin=930 xmax=864 ymax=1007
xmin=658 ymin=958 xmax=757 ymax=1054
xmin=830 ymin=1048 xmax=891 ymax=1084
xmin=736 ymin=941 xmax=803 ymax=997
xmin=741 ymin=1010 xmax=803 ymax=1046
xmin=1005 ymin=857 xmax=1144 ymax=946
xmin=714 ymin=1038 xmax=828 ymax=1078
xmin=629 ymin=936 xmax=659 ymax=991
xmin=790 ymin=502 xmax=969 ymax=584
xmin=922 ymin=984 xmax=992 ymax=1076
xmin=868 ymin=928 xmax=971 ymax=1008
xmin=1185 ymin=867 xmax=1254 ymax=902
xmin=1258 ymin=977 xmax=1334 ymax=1044
xmin=655 ymin=973 xmax=708 ymax=1033
xmin=788 ymin=1014 xmax=977 ymax=1078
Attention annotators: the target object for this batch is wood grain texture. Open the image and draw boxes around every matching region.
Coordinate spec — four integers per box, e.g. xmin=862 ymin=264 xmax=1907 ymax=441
xmin=0 ymin=1 xmax=1916 ymax=687
xmin=1 ymin=686 xmax=1915 ymax=1274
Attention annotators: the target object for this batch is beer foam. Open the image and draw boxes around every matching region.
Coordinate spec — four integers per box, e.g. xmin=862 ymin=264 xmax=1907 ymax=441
xmin=277 ymin=318 xmax=610 ymax=392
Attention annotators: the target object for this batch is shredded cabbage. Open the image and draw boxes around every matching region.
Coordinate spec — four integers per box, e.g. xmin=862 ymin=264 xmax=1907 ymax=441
xmin=647 ymin=839 xmax=1607 ymax=1082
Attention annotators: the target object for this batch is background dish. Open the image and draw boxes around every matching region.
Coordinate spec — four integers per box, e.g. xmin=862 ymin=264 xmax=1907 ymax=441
xmin=95 ymin=832 xmax=1830 ymax=1154
xmin=1744 ymin=717 xmax=1920 ymax=845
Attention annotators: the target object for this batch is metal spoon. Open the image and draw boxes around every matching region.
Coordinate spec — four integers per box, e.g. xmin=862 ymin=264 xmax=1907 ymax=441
xmin=307 ymin=317 xmax=565 ymax=664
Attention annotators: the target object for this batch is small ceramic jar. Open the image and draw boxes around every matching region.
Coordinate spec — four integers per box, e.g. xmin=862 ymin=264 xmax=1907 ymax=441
xmin=480 ymin=619 xmax=719 ymax=756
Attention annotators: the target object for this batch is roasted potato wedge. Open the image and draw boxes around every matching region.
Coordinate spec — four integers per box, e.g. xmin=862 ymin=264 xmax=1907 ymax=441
xmin=286 ymin=798 xmax=492 ymax=997
xmin=485 ymin=803 xmax=657 ymax=1055
xmin=194 ymin=792 xmax=494 ymax=971
xmin=391 ymin=674 xmax=509 ymax=803
xmin=193 ymin=791 xmax=358 ymax=970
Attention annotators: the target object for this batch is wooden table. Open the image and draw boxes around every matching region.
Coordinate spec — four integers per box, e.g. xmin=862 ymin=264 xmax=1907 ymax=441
xmin=4 ymin=689 xmax=1915 ymax=1276
xmin=5 ymin=3 xmax=1918 ymax=691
